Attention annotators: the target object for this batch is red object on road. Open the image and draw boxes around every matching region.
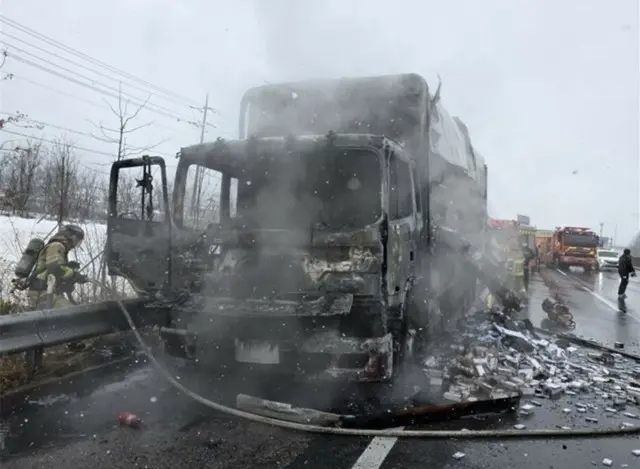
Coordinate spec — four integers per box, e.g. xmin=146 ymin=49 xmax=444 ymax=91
xmin=118 ymin=411 xmax=142 ymax=428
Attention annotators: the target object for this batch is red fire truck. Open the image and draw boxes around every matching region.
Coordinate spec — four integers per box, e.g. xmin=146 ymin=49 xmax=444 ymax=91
xmin=552 ymin=226 xmax=599 ymax=271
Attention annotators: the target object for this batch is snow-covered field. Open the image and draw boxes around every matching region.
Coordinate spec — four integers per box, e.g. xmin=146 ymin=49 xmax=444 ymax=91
xmin=0 ymin=215 xmax=133 ymax=305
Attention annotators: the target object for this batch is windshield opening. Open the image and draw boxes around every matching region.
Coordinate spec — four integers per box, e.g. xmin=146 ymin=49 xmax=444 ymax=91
xmin=598 ymin=250 xmax=618 ymax=258
xmin=562 ymin=233 xmax=598 ymax=247
xmin=233 ymin=148 xmax=381 ymax=230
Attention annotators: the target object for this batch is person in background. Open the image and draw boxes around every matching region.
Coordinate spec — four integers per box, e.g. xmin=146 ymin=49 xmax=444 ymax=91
xmin=617 ymin=248 xmax=636 ymax=300
xmin=27 ymin=224 xmax=89 ymax=309
xmin=521 ymin=242 xmax=535 ymax=290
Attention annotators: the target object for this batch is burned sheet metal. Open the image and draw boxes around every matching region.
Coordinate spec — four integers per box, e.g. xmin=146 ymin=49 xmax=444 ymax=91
xmin=201 ymin=293 xmax=354 ymax=317
xmin=302 ymin=247 xmax=379 ymax=283
xmin=236 ymin=394 xmax=348 ymax=426
xmin=299 ymin=331 xmax=392 ymax=356
xmin=300 ymin=332 xmax=394 ymax=383
xmin=235 ymin=392 xmax=519 ymax=429
xmin=313 ymin=227 xmax=383 ymax=248
xmin=342 ymin=394 xmax=520 ymax=428
xmin=541 ymin=298 xmax=576 ymax=329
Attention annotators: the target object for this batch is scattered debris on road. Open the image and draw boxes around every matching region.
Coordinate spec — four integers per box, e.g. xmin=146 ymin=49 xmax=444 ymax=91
xmin=452 ymin=451 xmax=466 ymax=460
xmin=118 ymin=411 xmax=142 ymax=429
xmin=422 ymin=308 xmax=640 ymax=426
xmin=541 ymin=298 xmax=576 ymax=329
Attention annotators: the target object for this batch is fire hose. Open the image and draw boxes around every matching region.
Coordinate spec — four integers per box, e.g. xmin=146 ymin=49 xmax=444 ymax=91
xmin=84 ymin=277 xmax=640 ymax=440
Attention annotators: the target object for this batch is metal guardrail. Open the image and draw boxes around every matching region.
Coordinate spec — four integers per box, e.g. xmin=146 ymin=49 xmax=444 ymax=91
xmin=0 ymin=298 xmax=167 ymax=356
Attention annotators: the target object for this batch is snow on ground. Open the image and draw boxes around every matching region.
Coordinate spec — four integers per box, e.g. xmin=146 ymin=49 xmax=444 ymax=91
xmin=0 ymin=214 xmax=132 ymax=304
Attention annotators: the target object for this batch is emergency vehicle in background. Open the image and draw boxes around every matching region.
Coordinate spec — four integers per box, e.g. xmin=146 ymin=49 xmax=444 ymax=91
xmin=552 ymin=226 xmax=599 ymax=271
xmin=535 ymin=230 xmax=554 ymax=267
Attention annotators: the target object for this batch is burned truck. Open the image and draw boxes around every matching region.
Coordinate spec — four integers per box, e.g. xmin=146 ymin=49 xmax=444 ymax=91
xmin=106 ymin=73 xmax=488 ymax=384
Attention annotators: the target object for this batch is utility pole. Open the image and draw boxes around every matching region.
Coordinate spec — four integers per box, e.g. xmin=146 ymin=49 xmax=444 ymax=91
xmin=599 ymin=222 xmax=604 ymax=238
xmin=189 ymin=93 xmax=209 ymax=222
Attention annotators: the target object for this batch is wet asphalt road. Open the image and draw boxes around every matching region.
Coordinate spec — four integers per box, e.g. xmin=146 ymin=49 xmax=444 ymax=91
xmin=546 ymin=266 xmax=640 ymax=355
xmin=4 ymin=269 xmax=640 ymax=469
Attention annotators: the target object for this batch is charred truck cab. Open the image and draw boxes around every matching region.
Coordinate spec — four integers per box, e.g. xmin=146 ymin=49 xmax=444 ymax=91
xmin=107 ymin=73 xmax=488 ymax=384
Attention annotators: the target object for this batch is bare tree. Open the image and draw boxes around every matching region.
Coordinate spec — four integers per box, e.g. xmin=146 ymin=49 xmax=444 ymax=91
xmin=91 ymin=83 xmax=167 ymax=160
xmin=0 ymin=111 xmax=34 ymax=131
xmin=71 ymin=165 xmax=106 ymax=221
xmin=43 ymin=138 xmax=78 ymax=226
xmin=115 ymin=171 xmax=141 ymax=216
xmin=0 ymin=140 xmax=43 ymax=215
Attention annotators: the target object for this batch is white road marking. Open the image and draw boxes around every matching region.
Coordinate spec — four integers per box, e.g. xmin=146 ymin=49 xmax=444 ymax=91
xmin=582 ymin=287 xmax=621 ymax=312
xmin=555 ymin=269 xmax=568 ymax=277
xmin=350 ymin=430 xmax=402 ymax=469
xmin=555 ymin=268 xmax=640 ymax=322
xmin=580 ymin=287 xmax=640 ymax=322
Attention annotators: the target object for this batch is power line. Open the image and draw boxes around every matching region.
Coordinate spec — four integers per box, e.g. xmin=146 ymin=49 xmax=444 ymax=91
xmin=0 ymin=127 xmax=178 ymax=171
xmin=0 ymin=14 xmax=203 ymax=109
xmin=10 ymin=73 xmax=109 ymax=110
xmin=8 ymin=53 xmax=176 ymax=122
xmin=8 ymin=53 xmax=213 ymax=130
xmin=0 ymin=112 xmax=175 ymax=159
xmin=4 ymin=48 xmax=208 ymax=127
xmin=1 ymin=127 xmax=113 ymax=157
xmin=8 ymin=73 xmax=184 ymax=134
xmin=0 ymin=30 xmax=205 ymax=111
xmin=2 ymin=40 xmax=201 ymax=123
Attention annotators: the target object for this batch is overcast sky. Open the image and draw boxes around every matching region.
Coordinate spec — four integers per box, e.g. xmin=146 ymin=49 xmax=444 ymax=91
xmin=1 ymin=0 xmax=638 ymax=243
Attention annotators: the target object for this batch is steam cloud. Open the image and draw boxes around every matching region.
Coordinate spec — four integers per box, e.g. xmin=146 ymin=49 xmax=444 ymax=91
xmin=167 ymin=3 xmax=506 ymax=412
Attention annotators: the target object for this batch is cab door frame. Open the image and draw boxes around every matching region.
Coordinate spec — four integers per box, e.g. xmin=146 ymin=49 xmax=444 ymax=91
xmin=385 ymin=144 xmax=418 ymax=308
xmin=106 ymin=155 xmax=172 ymax=294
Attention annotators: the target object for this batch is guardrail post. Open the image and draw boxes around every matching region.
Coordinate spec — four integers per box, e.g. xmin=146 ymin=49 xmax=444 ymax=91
xmin=24 ymin=275 xmax=55 ymax=377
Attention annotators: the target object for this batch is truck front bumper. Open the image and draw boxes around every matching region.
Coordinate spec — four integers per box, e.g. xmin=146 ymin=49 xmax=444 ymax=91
xmin=160 ymin=326 xmax=394 ymax=383
xmin=560 ymin=256 xmax=597 ymax=267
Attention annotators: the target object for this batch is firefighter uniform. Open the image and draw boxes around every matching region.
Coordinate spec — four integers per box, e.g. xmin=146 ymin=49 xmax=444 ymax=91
xmin=26 ymin=225 xmax=88 ymax=309
xmin=512 ymin=256 xmax=526 ymax=297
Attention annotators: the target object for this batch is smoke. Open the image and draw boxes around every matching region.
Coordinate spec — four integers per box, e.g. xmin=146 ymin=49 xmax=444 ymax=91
xmin=159 ymin=2 xmax=506 ymax=412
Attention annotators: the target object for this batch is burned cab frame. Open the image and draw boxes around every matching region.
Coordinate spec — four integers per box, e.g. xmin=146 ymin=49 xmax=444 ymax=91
xmin=106 ymin=73 xmax=490 ymax=386
xmin=107 ymin=133 xmax=425 ymax=383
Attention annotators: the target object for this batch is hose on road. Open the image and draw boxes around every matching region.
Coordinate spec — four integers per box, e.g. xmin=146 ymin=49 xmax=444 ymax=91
xmin=91 ymin=279 xmax=640 ymax=440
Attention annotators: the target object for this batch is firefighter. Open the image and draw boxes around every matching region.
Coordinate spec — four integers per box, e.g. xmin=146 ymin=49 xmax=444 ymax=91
xmin=521 ymin=242 xmax=535 ymax=290
xmin=26 ymin=224 xmax=89 ymax=310
xmin=618 ymin=248 xmax=636 ymax=300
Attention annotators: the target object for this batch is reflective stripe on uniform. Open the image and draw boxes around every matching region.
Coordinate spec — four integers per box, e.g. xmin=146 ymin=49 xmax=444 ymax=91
xmin=513 ymin=259 xmax=525 ymax=277
xmin=34 ymin=241 xmax=73 ymax=281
